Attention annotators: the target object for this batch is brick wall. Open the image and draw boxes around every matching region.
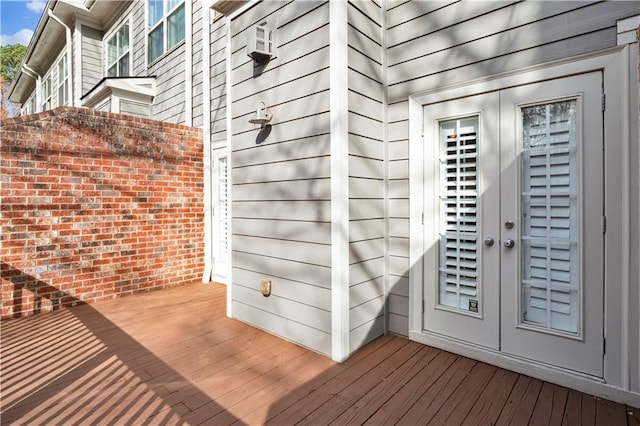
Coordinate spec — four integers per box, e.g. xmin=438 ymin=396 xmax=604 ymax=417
xmin=1 ymin=107 xmax=204 ymax=318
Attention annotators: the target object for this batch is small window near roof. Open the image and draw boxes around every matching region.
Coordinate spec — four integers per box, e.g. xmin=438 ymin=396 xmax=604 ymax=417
xmin=147 ymin=0 xmax=185 ymax=63
xmin=107 ymin=22 xmax=130 ymax=77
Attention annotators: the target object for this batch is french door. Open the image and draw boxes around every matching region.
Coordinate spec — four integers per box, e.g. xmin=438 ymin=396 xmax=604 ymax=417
xmin=421 ymin=72 xmax=604 ymax=376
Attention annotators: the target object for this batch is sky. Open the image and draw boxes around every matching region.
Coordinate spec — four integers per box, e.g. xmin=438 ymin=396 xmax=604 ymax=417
xmin=0 ymin=0 xmax=45 ymax=46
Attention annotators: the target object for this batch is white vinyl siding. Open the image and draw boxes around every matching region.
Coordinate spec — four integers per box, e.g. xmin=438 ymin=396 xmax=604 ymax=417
xmin=230 ymin=1 xmax=332 ymax=357
xmin=81 ymin=25 xmax=103 ymax=95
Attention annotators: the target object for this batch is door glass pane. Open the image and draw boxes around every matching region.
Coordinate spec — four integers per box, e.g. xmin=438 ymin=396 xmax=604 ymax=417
xmin=438 ymin=117 xmax=479 ymax=312
xmin=520 ymin=100 xmax=578 ymax=334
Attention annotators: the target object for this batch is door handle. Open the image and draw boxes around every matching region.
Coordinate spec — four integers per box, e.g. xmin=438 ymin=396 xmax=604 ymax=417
xmin=483 ymin=237 xmax=495 ymax=247
xmin=504 ymin=239 xmax=515 ymax=248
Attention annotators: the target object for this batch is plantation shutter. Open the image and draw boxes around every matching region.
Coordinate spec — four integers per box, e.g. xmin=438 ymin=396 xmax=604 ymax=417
xmin=520 ymin=100 xmax=579 ymax=333
xmin=438 ymin=117 xmax=479 ymax=312
xmin=217 ymin=156 xmax=229 ymax=264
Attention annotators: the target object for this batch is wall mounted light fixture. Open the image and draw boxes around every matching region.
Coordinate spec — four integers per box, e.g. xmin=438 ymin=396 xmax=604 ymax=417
xmin=248 ymin=101 xmax=273 ymax=128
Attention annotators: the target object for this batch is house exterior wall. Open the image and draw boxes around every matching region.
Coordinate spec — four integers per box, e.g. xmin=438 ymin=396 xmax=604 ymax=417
xmin=80 ymin=25 xmax=103 ymax=95
xmin=0 ymin=107 xmax=203 ymax=319
xmin=228 ymin=1 xmax=333 ymax=356
xmin=384 ymin=0 xmax=640 ymax=337
xmin=347 ymin=0 xmax=386 ymax=352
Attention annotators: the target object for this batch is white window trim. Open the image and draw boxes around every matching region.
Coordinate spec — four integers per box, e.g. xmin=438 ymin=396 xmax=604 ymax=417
xmin=146 ymin=0 xmax=186 ymax=66
xmin=104 ymin=16 xmax=132 ymax=77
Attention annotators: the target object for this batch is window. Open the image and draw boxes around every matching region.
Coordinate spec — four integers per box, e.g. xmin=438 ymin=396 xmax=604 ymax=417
xmin=42 ymin=76 xmax=52 ymax=111
xmin=107 ymin=22 xmax=130 ymax=77
xmin=57 ymin=54 xmax=69 ymax=107
xmin=147 ymin=0 xmax=185 ymax=63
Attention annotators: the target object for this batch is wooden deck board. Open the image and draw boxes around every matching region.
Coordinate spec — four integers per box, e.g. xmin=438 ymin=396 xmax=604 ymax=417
xmin=0 ymin=281 xmax=635 ymax=425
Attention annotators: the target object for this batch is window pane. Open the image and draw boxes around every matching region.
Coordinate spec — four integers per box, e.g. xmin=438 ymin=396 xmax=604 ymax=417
xmin=108 ymin=37 xmax=117 ymax=65
xmin=148 ymin=0 xmax=163 ymax=27
xmin=118 ymin=24 xmax=129 ymax=56
xmin=58 ymin=82 xmax=67 ymax=106
xmin=167 ymin=3 xmax=185 ymax=49
xmin=167 ymin=0 xmax=181 ymax=11
xmin=119 ymin=53 xmax=129 ymax=76
xmin=148 ymin=25 xmax=163 ymax=62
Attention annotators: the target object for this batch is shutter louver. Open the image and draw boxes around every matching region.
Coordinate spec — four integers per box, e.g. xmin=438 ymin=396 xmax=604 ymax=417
xmin=438 ymin=117 xmax=479 ymax=312
xmin=218 ymin=157 xmax=229 ymax=263
xmin=521 ymin=100 xmax=578 ymax=334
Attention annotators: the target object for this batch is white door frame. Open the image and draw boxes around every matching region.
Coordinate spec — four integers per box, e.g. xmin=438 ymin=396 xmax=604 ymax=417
xmin=408 ymin=46 xmax=635 ymax=404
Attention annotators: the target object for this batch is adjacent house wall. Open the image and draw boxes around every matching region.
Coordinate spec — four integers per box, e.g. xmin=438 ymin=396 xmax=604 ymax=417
xmin=80 ymin=25 xmax=103 ymax=96
xmin=229 ymin=1 xmax=333 ymax=356
xmin=0 ymin=107 xmax=203 ymax=319
xmin=384 ymin=0 xmax=640 ymax=337
xmin=347 ymin=0 xmax=385 ymax=352
xmin=192 ymin=0 xmax=204 ymax=128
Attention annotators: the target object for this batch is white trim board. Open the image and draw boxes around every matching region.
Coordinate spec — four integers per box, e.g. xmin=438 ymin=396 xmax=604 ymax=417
xmin=408 ymin=45 xmax=639 ymax=406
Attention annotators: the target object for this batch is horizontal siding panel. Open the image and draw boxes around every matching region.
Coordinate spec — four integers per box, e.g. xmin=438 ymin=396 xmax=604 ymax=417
xmin=388 ymin=120 xmax=408 ymax=142
xmin=389 ymin=255 xmax=410 ymax=278
xmin=388 ymin=179 xmax=409 ymax=199
xmin=232 ymin=301 xmax=331 ymax=356
xmin=233 ymin=135 xmax=330 ymax=167
xmin=234 ymin=268 xmax=331 ymax=311
xmin=387 ymin=1 xmax=513 ymax=46
xmin=233 ymin=157 xmax=330 ymax=184
xmin=349 ymin=156 xmax=383 ymax=180
xmin=348 ymin=69 xmax=383 ymax=103
xmin=388 ymin=159 xmax=408 ymax=180
xmin=233 ymin=284 xmax=330 ymax=332
xmin=348 ymin=91 xmax=383 ymax=123
xmin=348 ymin=24 xmax=381 ymax=62
xmin=233 ymin=200 xmax=330 ymax=222
xmin=389 ymin=276 xmax=410 ymax=297
xmin=232 ymin=113 xmax=330 ymax=151
xmin=349 ymin=112 xmax=383 ymax=142
xmin=388 ymin=312 xmax=408 ymax=336
xmin=347 ymin=1 xmax=382 ymax=44
xmin=389 ymin=218 xmax=408 ymax=237
xmin=233 ymin=91 xmax=329 ymax=133
xmin=350 ymin=219 xmax=384 ymax=242
xmin=231 ymin=1 xmax=325 ymax=39
xmin=388 ymin=28 xmax=617 ymax=102
xmin=233 ymin=235 xmax=332 ymax=267
xmin=350 ymin=257 xmax=384 ymax=286
xmin=233 ymin=218 xmax=331 ymax=244
xmin=232 ymin=47 xmax=329 ymax=100
xmin=388 ymin=1 xmax=588 ymax=66
xmin=389 ymin=140 xmax=408 ymax=161
xmin=348 ymin=46 xmax=382 ymax=82
xmin=349 ymin=134 xmax=384 ymax=159
xmin=388 ymin=100 xmax=408 ymax=123
xmin=349 ymin=238 xmax=384 ymax=265
xmin=389 ymin=293 xmax=409 ymax=317
xmin=350 ymin=199 xmax=384 ymax=220
xmin=350 ymin=316 xmax=385 ymax=352
xmin=389 ymin=199 xmax=409 ymax=218
xmin=350 ymin=296 xmax=384 ymax=330
xmin=233 ymin=251 xmax=331 ymax=288
xmin=386 ymin=0 xmax=444 ymax=28
xmin=389 ymin=237 xmax=409 ymax=257
xmin=349 ymin=177 xmax=384 ymax=199
xmin=233 ymin=179 xmax=331 ymax=201
xmin=350 ymin=277 xmax=384 ymax=309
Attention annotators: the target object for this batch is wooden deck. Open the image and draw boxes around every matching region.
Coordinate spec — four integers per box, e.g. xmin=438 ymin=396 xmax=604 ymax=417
xmin=1 ymin=282 xmax=638 ymax=425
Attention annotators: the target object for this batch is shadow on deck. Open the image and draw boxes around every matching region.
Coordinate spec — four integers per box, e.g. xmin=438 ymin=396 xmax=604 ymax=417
xmin=1 ymin=282 xmax=638 ymax=425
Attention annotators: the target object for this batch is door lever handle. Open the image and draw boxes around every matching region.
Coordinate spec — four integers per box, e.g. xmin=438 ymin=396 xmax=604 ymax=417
xmin=504 ymin=239 xmax=515 ymax=248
